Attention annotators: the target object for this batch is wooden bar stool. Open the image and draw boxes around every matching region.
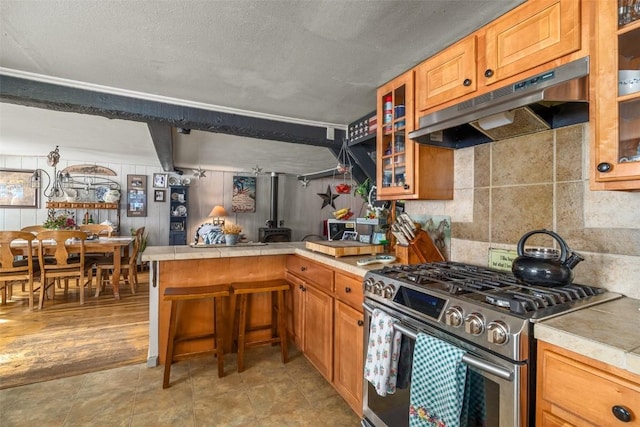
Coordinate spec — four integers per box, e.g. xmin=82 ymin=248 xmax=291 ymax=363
xmin=229 ymin=279 xmax=290 ymax=373
xmin=163 ymin=284 xmax=229 ymax=389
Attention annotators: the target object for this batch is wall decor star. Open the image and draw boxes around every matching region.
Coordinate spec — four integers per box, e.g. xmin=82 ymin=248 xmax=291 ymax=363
xmin=317 ymin=185 xmax=339 ymax=209
xmin=192 ymin=168 xmax=207 ymax=179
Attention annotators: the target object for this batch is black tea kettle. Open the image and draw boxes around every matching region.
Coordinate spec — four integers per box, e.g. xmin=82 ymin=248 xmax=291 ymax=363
xmin=512 ymin=229 xmax=584 ymax=287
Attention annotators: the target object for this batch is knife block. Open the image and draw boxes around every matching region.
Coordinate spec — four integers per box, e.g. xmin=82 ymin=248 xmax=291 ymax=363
xmin=395 ymin=229 xmax=445 ymax=264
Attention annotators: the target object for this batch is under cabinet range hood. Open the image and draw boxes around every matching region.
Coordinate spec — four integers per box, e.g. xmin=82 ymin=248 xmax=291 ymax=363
xmin=409 ymin=57 xmax=590 ymax=149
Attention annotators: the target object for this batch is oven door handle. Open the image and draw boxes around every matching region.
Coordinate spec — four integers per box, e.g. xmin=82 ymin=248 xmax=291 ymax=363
xmin=363 ymin=302 xmax=514 ymax=381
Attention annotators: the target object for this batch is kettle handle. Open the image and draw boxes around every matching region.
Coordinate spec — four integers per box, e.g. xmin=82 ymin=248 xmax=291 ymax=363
xmin=516 ymin=229 xmax=569 ymax=263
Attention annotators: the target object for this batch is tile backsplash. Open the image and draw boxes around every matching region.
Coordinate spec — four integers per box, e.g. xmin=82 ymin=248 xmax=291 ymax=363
xmin=407 ymin=123 xmax=640 ymax=299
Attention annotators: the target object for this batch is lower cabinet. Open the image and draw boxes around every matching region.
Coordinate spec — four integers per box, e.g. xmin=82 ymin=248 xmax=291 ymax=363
xmin=285 ymin=263 xmax=334 ymax=381
xmin=537 ymin=340 xmax=640 ymax=426
xmin=286 ymin=256 xmax=366 ymax=416
xmin=334 ymin=300 xmax=364 ymax=417
xmin=303 ymin=283 xmax=334 ymax=380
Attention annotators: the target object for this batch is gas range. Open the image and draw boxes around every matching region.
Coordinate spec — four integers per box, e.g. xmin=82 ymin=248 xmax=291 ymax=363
xmin=363 ymin=261 xmax=621 ymax=362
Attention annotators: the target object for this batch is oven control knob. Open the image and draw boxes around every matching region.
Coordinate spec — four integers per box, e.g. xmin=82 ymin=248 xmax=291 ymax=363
xmin=372 ymin=281 xmax=384 ymax=296
xmin=382 ymin=284 xmax=395 ymax=299
xmin=444 ymin=306 xmax=464 ymax=328
xmin=464 ymin=313 xmax=485 ymax=336
xmin=363 ymin=277 xmax=375 ymax=293
xmin=487 ymin=321 xmax=509 ymax=345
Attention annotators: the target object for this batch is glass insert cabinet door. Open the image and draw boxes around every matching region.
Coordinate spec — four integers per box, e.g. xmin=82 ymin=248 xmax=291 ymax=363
xmin=376 ymin=70 xmax=417 ymax=199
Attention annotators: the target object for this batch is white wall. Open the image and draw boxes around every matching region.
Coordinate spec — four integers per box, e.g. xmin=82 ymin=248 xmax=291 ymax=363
xmin=0 ymin=154 xmax=366 ymax=245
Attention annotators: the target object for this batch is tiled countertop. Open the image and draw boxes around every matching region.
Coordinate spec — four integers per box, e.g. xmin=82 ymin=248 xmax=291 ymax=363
xmin=535 ymin=297 xmax=640 ymax=377
xmin=142 ymin=241 xmax=392 ymax=277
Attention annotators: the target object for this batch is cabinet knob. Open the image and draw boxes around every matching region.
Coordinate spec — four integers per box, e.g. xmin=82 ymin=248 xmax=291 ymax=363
xmin=300 ymin=266 xmax=307 ymax=272
xmin=597 ymin=162 xmax=613 ymax=173
xmin=612 ymin=405 xmax=632 ymax=422
xmin=463 ymin=78 xmax=472 ymax=87
xmin=357 ymin=320 xmax=364 ymax=327
xmin=345 ymin=287 xmax=352 ymax=293
xmin=403 ymin=184 xmax=410 ymax=190
xmin=484 ymin=69 xmax=494 ymax=78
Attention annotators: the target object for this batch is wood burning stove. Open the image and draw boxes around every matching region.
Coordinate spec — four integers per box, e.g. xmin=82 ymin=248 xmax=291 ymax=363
xmin=258 ymin=172 xmax=291 ymax=243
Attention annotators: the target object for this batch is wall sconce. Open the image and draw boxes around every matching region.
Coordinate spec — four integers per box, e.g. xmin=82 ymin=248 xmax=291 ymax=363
xmin=209 ymin=205 xmax=228 ymax=226
xmin=29 ymin=146 xmax=71 ymax=199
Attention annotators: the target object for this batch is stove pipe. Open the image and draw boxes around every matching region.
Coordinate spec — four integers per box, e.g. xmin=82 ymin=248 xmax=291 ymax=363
xmin=268 ymin=172 xmax=278 ymax=228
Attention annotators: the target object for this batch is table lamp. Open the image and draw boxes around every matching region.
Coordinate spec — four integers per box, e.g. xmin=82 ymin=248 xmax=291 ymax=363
xmin=209 ymin=205 xmax=228 ymax=226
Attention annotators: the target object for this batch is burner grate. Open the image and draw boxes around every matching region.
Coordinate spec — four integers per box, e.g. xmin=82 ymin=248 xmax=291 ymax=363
xmin=371 ymin=261 xmax=608 ymax=316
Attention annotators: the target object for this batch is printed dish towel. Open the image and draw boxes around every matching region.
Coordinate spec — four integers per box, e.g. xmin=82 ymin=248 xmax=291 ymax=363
xmin=409 ymin=333 xmax=467 ymax=427
xmin=364 ymin=308 xmax=402 ymax=396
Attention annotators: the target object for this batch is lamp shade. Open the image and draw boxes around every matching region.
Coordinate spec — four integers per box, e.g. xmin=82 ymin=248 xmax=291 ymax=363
xmin=209 ymin=205 xmax=227 ymax=218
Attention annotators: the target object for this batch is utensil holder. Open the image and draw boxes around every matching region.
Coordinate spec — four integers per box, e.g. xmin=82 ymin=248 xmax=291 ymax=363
xmin=395 ymin=229 xmax=445 ymax=264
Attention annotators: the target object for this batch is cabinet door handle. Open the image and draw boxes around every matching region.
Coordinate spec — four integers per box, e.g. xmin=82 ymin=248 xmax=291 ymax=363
xmin=463 ymin=78 xmax=472 ymax=87
xmin=612 ymin=405 xmax=632 ymax=422
xmin=357 ymin=320 xmax=364 ymax=327
xmin=300 ymin=266 xmax=307 ymax=272
xmin=484 ymin=69 xmax=494 ymax=78
xmin=403 ymin=184 xmax=410 ymax=190
xmin=345 ymin=287 xmax=351 ymax=293
xmin=597 ymin=162 xmax=612 ymax=173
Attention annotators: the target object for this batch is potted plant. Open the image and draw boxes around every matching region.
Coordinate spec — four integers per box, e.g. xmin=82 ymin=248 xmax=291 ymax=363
xmin=43 ymin=211 xmax=77 ymax=230
xmin=222 ymin=223 xmax=242 ymax=245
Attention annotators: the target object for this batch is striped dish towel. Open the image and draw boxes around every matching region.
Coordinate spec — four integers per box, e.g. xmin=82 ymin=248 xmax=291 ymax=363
xmin=364 ymin=308 xmax=402 ymax=396
xmin=409 ymin=333 xmax=467 ymax=427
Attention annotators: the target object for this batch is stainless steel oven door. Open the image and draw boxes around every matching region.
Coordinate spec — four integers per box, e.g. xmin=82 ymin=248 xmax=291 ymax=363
xmin=362 ymin=301 xmax=529 ymax=427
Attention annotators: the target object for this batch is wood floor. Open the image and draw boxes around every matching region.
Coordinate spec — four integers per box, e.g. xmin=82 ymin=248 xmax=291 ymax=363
xmin=0 ymin=271 xmax=149 ymax=390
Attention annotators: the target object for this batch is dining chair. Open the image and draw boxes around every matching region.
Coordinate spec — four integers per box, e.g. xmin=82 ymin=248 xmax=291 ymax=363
xmin=20 ymin=225 xmax=47 ymax=234
xmin=78 ymin=224 xmax=114 ymax=237
xmin=94 ymin=227 xmax=145 ymax=297
xmin=0 ymin=231 xmax=39 ymax=310
xmin=36 ymin=230 xmax=94 ymax=309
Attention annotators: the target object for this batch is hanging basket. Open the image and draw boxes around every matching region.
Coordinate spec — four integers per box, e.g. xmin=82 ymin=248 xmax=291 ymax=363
xmin=335 ymin=183 xmax=352 ymax=194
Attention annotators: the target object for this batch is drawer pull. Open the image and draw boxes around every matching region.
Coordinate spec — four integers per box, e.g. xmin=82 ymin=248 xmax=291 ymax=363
xmin=300 ymin=266 xmax=307 ymax=272
xmin=612 ymin=405 xmax=632 ymax=422
xmin=345 ymin=287 xmax=352 ymax=293
xmin=357 ymin=320 xmax=364 ymax=327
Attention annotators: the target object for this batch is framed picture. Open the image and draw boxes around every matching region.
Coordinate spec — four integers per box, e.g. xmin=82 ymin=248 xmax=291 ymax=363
xmin=154 ymin=189 xmax=165 ymax=202
xmin=153 ymin=173 xmax=168 ymax=188
xmin=127 ymin=174 xmax=147 ymax=217
xmin=232 ymin=176 xmax=256 ymax=212
xmin=0 ymin=168 xmax=38 ymax=208
xmin=170 ymin=222 xmax=184 ymax=231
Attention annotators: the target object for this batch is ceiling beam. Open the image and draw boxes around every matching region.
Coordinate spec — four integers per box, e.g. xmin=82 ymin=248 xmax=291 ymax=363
xmin=0 ymin=74 xmax=343 ymax=150
xmin=146 ymin=123 xmax=174 ymax=172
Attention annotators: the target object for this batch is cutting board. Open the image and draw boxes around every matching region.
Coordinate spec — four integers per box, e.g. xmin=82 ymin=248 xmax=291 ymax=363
xmin=305 ymin=240 xmax=384 ymax=257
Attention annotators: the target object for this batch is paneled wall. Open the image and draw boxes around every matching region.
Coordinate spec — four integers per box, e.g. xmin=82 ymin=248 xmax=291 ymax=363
xmin=406 ymin=123 xmax=640 ymax=299
xmin=0 ymin=154 xmax=364 ymax=245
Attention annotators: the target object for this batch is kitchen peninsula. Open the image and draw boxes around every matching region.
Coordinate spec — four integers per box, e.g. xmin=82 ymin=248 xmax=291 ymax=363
xmin=142 ymin=241 xmax=380 ymax=415
xmin=143 ymin=243 xmax=640 ymax=420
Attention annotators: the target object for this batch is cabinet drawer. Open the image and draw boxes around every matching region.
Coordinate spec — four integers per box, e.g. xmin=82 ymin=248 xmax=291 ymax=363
xmin=335 ymin=271 xmax=363 ymax=311
xmin=286 ymin=256 xmax=334 ymax=293
xmin=540 ymin=348 xmax=640 ymax=426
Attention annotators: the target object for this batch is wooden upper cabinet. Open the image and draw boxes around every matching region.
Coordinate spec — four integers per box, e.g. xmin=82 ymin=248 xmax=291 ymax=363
xmin=415 ymin=36 xmax=477 ymax=113
xmin=481 ymin=0 xmax=581 ymax=85
xmin=590 ymin=0 xmax=640 ymax=190
xmin=377 ymin=71 xmax=454 ymax=201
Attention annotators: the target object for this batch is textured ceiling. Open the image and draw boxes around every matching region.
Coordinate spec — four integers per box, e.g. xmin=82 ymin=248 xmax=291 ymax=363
xmin=0 ymin=0 xmax=524 ymax=174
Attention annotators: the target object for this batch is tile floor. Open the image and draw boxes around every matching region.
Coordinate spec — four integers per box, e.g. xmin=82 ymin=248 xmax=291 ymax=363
xmin=0 ymin=345 xmax=361 ymax=426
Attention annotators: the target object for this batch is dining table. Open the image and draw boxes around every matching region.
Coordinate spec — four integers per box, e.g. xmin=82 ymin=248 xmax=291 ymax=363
xmin=12 ymin=235 xmax=135 ymax=300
